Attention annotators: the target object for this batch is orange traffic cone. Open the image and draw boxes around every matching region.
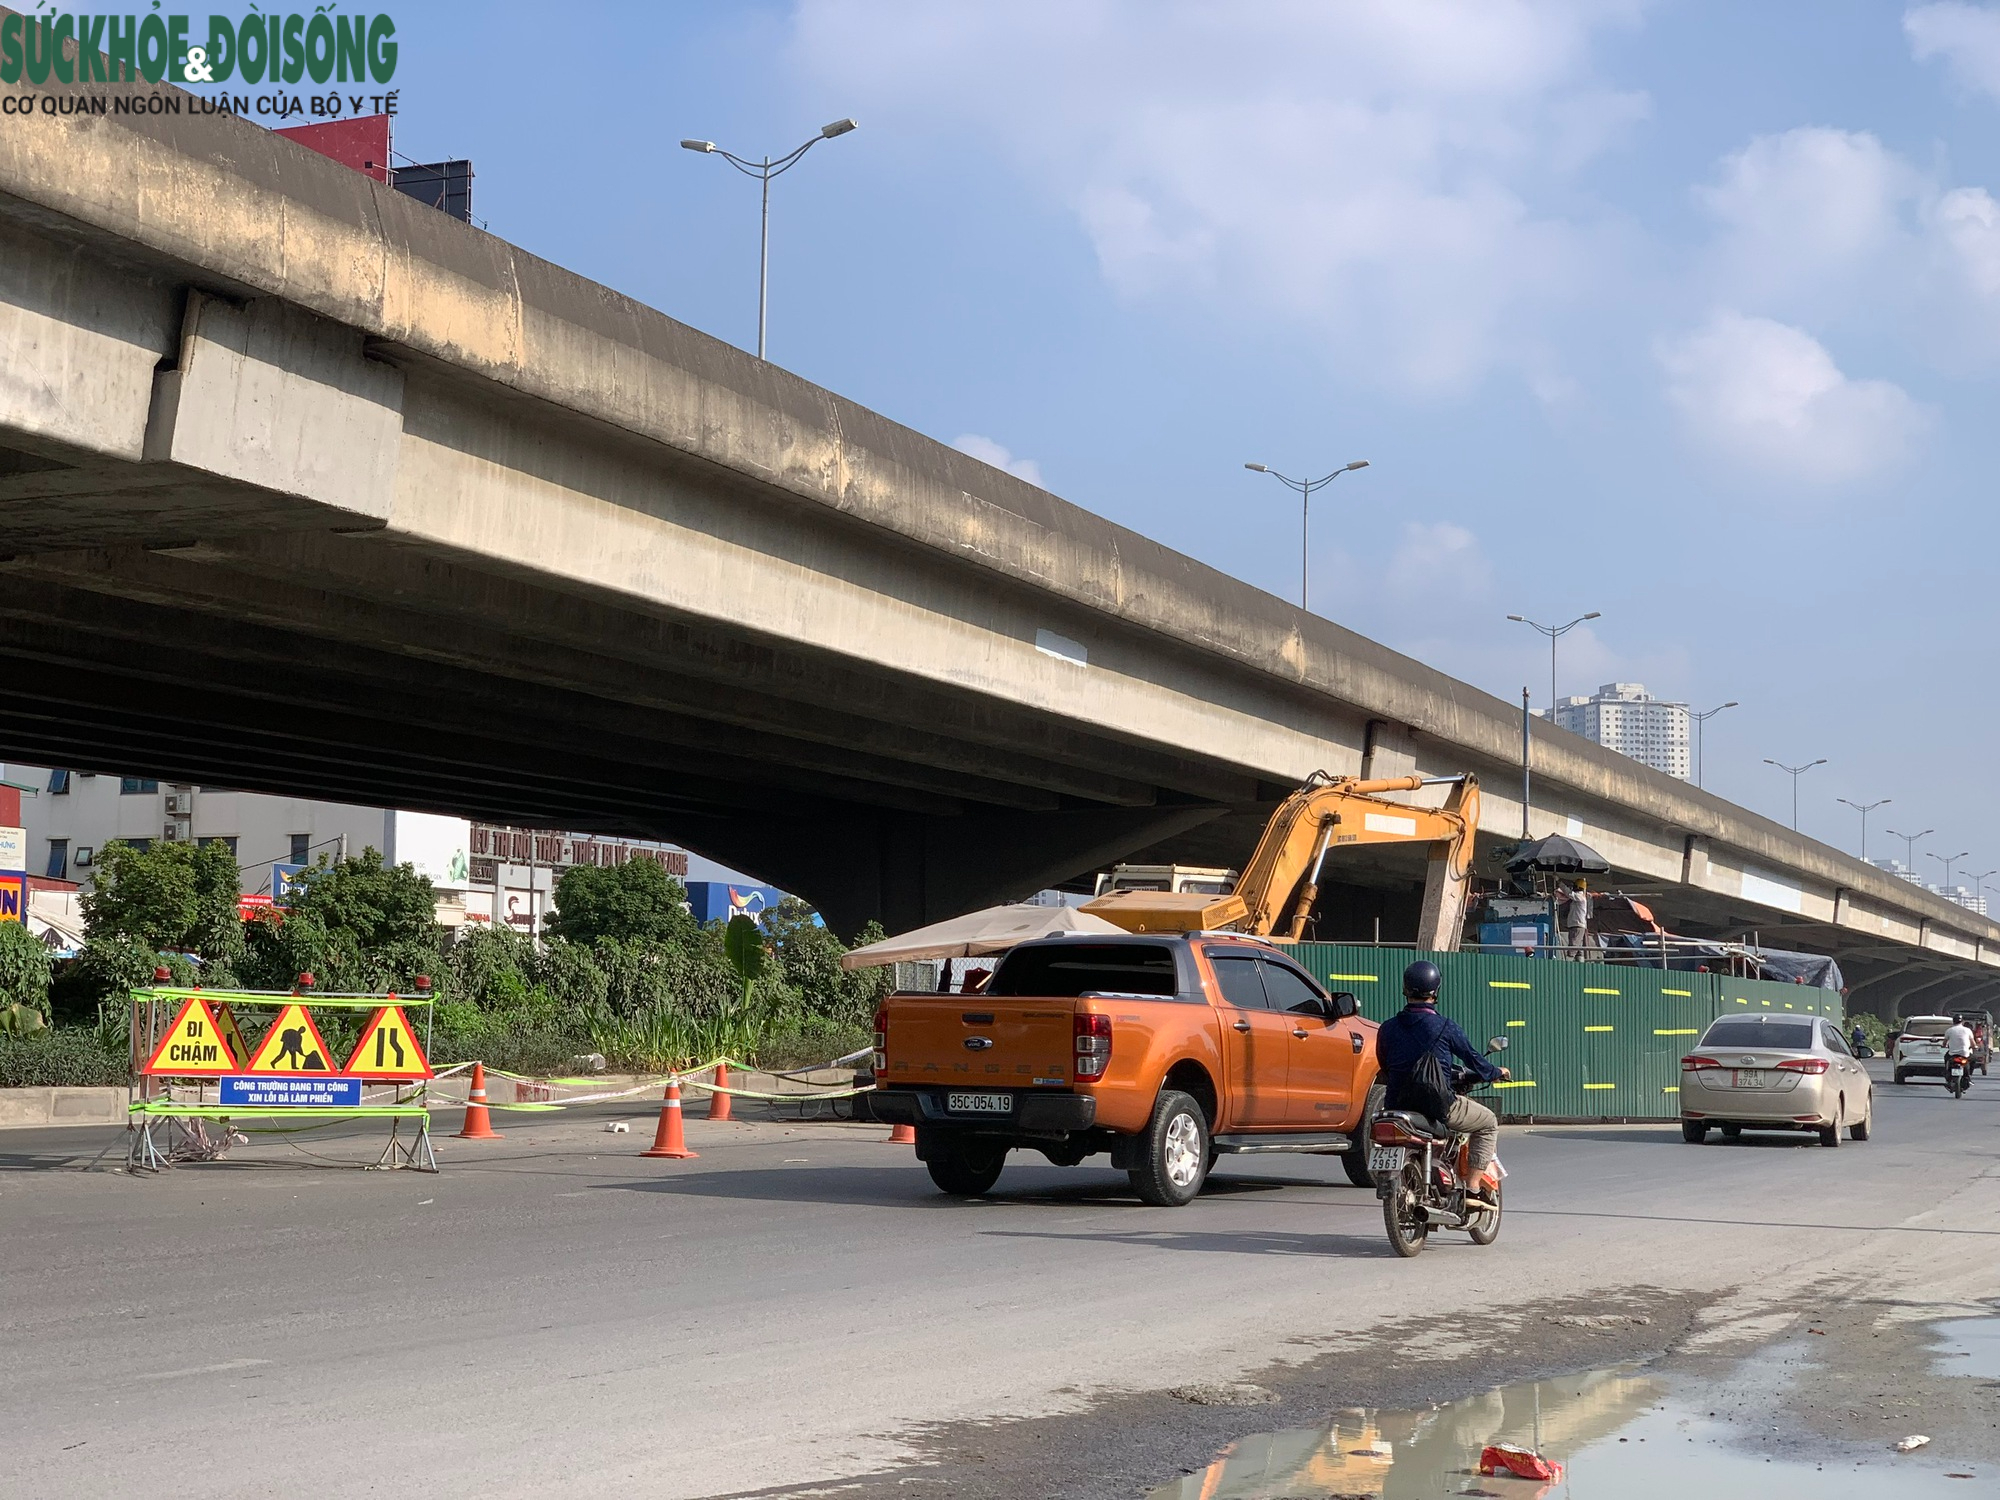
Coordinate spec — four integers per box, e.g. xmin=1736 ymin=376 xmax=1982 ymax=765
xmin=706 ymin=1062 xmax=733 ymax=1122
xmin=641 ymin=1076 xmax=698 ymax=1159
xmin=453 ymin=1062 xmax=503 ymax=1140
xmin=886 ymin=1122 xmax=917 ymax=1145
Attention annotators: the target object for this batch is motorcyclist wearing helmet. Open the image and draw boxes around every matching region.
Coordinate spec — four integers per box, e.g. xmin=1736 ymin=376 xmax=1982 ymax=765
xmin=1375 ymin=960 xmax=1511 ymax=1209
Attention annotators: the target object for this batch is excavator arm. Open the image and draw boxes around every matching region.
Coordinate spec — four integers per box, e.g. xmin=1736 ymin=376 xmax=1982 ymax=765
xmin=1084 ymin=771 xmax=1480 ymax=950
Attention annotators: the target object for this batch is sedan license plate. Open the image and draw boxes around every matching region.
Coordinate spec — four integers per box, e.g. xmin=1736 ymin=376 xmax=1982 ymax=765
xmin=1367 ymin=1145 xmax=1408 ymax=1173
xmin=1732 ymin=1069 xmax=1767 ymax=1089
xmin=947 ymin=1092 xmax=1011 ymax=1114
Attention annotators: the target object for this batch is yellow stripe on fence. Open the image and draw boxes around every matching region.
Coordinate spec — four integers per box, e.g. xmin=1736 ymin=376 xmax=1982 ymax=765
xmin=1583 ymin=987 xmax=1620 ymax=996
xmin=1583 ymin=1082 xmax=1616 ymax=1091
xmin=1506 ymin=1020 xmax=1527 ymax=1027
xmin=1654 ymin=1028 xmax=1699 ymax=1035
xmin=1324 ymin=974 xmax=1380 ymax=982
xmin=1489 ymin=981 xmax=1532 ymax=990
xmin=1663 ymin=1086 xmax=1680 ymax=1093
xmin=1585 ymin=1025 xmax=1614 ymax=1032
xmin=1663 ymin=988 xmax=1692 ymax=997
xmin=1492 ymin=1080 xmax=1537 ymax=1088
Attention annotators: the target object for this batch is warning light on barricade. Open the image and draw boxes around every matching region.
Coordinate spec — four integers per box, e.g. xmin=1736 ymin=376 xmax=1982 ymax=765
xmin=346 ymin=1005 xmax=433 ymax=1079
xmin=707 ymin=1061 xmax=732 ymax=1122
xmin=295 ymin=971 xmax=316 ymax=993
xmin=142 ymin=995 xmax=238 ymax=1076
xmin=641 ymin=1077 xmax=697 ymax=1159
xmin=453 ymin=1062 xmax=502 ymax=1139
xmin=152 ymin=966 xmax=171 ymax=983
xmin=243 ymin=1002 xmax=337 ymax=1073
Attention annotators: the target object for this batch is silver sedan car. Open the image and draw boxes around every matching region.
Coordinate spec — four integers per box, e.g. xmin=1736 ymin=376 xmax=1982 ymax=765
xmin=1680 ymin=1014 xmax=1874 ymax=1146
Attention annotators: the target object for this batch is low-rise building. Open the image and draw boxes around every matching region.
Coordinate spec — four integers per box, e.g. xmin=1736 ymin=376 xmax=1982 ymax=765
xmin=3 ymin=764 xmax=777 ymax=934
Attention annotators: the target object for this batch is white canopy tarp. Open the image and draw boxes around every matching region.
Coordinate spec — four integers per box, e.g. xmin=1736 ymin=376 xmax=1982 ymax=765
xmin=839 ymin=903 xmax=1125 ymax=969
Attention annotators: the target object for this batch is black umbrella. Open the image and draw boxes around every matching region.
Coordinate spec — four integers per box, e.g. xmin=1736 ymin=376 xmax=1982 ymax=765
xmin=1506 ymin=835 xmax=1611 ymax=875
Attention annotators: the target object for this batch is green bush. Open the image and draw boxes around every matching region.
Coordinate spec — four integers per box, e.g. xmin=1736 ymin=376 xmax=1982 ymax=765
xmin=0 ymin=1028 xmax=129 ymax=1087
xmin=0 ymin=921 xmax=53 ymax=1018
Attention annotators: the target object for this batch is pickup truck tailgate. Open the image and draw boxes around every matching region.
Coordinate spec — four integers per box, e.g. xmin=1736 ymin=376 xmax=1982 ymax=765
xmin=880 ymin=996 xmax=1078 ymax=1087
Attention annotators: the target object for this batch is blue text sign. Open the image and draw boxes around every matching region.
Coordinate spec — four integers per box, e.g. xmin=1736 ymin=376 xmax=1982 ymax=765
xmin=220 ymin=1076 xmax=361 ymax=1107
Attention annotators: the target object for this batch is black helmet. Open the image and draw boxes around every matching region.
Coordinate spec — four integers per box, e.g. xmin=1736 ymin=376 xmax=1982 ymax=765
xmin=1403 ymin=960 xmax=1442 ymax=1001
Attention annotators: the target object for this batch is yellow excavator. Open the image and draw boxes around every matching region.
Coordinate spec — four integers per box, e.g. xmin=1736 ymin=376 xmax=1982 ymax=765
xmin=1083 ymin=771 xmax=1481 ymax=950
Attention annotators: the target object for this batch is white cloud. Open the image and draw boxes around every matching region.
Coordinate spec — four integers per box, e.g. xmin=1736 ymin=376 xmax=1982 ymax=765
xmin=1693 ymin=126 xmax=2000 ymax=366
xmin=1658 ymin=312 xmax=1928 ymax=484
xmin=1697 ymin=129 xmax=1917 ymax=306
xmin=1907 ymin=2 xmax=2000 ymax=100
xmin=791 ymin=0 xmax=1649 ymax=394
xmin=951 ymin=433 xmax=1044 ymax=487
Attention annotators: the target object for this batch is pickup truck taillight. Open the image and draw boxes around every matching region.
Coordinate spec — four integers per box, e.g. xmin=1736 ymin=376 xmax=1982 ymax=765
xmin=1074 ymin=1013 xmax=1112 ymax=1082
xmin=872 ymin=1005 xmax=889 ymax=1073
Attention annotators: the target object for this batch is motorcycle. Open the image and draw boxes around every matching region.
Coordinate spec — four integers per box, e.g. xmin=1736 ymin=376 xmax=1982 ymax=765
xmin=1368 ymin=1035 xmax=1509 ymax=1258
xmin=1946 ymin=1052 xmax=1972 ymax=1099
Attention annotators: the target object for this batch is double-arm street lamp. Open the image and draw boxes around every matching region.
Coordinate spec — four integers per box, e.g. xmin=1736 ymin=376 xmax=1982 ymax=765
xmin=1690 ymin=701 xmax=1738 ymax=789
xmin=681 ymin=118 xmax=859 ymax=360
xmin=1763 ymin=757 xmax=1826 ymax=831
xmin=1929 ymin=849 xmax=1972 ymax=896
xmin=1966 ymin=869 xmax=1998 ymax=916
xmin=1884 ymin=827 xmax=1933 ymax=879
xmin=1243 ymin=460 xmax=1369 ymax=609
xmin=1836 ymin=797 xmax=1890 ymax=862
xmin=1506 ymin=612 xmax=1602 ymax=715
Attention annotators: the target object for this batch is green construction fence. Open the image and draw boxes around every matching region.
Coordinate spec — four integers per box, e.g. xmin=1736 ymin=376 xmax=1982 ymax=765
xmin=1290 ymin=944 xmax=1846 ymax=1121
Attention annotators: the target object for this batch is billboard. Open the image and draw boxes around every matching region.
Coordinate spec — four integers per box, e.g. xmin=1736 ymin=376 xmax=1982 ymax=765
xmin=386 ymin=812 xmax=471 ymax=888
xmin=0 ymin=872 xmax=24 ymax=923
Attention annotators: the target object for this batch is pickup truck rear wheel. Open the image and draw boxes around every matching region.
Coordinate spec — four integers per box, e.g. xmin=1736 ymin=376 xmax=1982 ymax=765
xmin=1342 ymin=1082 xmax=1386 ymax=1187
xmin=925 ymin=1139 xmax=1006 ymax=1196
xmin=1128 ymin=1089 xmax=1210 ymax=1207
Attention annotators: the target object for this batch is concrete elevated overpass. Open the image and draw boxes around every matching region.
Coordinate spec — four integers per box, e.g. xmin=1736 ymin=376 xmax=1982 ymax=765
xmin=0 ymin=80 xmax=1988 ymax=1015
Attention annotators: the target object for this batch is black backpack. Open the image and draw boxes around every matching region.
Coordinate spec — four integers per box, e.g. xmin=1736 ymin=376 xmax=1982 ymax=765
xmin=1399 ymin=1048 xmax=1456 ymax=1124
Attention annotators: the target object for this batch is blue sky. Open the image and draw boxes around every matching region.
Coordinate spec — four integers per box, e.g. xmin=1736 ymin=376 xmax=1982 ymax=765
xmin=362 ymin=2 xmax=2000 ymax=877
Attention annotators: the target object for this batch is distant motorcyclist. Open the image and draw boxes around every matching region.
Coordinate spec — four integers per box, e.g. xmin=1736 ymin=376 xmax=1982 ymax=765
xmin=1849 ymin=1022 xmax=1868 ymax=1056
xmin=1376 ymin=961 xmax=1510 ymax=1209
xmin=1946 ymin=1020 xmax=1975 ymax=1088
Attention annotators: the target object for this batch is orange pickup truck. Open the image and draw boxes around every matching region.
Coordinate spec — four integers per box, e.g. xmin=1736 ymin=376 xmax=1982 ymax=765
xmin=868 ymin=933 xmax=1383 ymax=1205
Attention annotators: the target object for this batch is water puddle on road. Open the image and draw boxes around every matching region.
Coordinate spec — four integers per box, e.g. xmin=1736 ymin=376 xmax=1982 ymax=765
xmin=1147 ymin=1364 xmax=1979 ymax=1499
xmin=1931 ymin=1313 xmax=2000 ymax=1381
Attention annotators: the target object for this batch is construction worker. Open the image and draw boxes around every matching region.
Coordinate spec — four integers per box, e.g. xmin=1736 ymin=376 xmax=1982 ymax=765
xmin=1561 ymin=880 xmax=1594 ymax=960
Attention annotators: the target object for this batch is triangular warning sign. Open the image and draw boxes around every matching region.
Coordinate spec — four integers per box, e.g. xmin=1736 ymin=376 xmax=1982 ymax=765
xmin=212 ymin=1003 xmax=250 ymax=1070
xmin=143 ymin=996 xmax=237 ymax=1076
xmin=345 ymin=1004 xmax=432 ymax=1079
xmin=244 ymin=1003 xmax=338 ymax=1074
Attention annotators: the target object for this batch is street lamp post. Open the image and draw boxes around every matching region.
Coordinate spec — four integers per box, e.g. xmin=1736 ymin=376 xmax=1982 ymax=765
xmin=1243 ymin=461 xmax=1369 ymax=610
xmin=681 ymin=118 xmax=859 ymax=360
xmin=1965 ymin=869 xmax=1997 ymax=916
xmin=1689 ymin=701 xmax=1738 ymax=789
xmin=1884 ymin=827 xmax=1933 ymax=880
xmin=1836 ymin=797 xmax=1890 ymax=862
xmin=1762 ymin=757 xmax=1827 ymax=831
xmin=1506 ymin=612 xmax=1602 ymax=716
xmin=1928 ymin=849 xmax=1972 ymax=896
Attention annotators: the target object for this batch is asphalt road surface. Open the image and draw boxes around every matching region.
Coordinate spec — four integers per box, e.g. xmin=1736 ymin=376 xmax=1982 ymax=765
xmin=4 ymin=1062 xmax=1997 ymax=1498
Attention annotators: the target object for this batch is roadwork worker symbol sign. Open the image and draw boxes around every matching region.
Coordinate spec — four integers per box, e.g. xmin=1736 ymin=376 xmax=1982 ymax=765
xmin=244 ymin=1003 xmax=337 ymax=1073
xmin=345 ymin=1005 xmax=432 ymax=1079
xmin=143 ymin=996 xmax=238 ymax=1075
